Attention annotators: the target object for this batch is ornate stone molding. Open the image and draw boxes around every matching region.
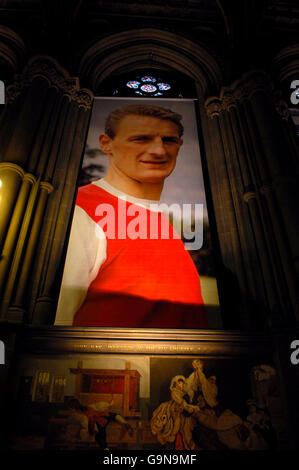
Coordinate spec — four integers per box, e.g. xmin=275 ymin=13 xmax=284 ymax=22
xmin=221 ymin=88 xmax=236 ymax=110
xmin=205 ymin=96 xmax=222 ymax=118
xmin=18 ymin=326 xmax=272 ymax=357
xmin=0 ymin=25 xmax=26 ymax=74
xmin=238 ymin=71 xmax=272 ymax=100
xmin=39 ymin=181 xmax=54 ymax=194
xmin=205 ymin=70 xmax=273 ymax=117
xmin=6 ymin=55 xmax=94 ymax=109
xmin=243 ymin=191 xmax=258 ymax=203
xmin=23 ymin=173 xmax=37 ymax=185
xmin=0 ymin=166 xmax=52 ymax=192
xmin=0 ymin=162 xmax=25 ymax=178
xmin=78 ymin=28 xmax=223 ymax=97
xmin=272 ymin=44 xmax=299 ymax=85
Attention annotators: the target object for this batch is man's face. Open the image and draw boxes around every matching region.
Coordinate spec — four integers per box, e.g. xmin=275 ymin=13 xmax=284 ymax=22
xmin=99 ymin=114 xmax=183 ymax=185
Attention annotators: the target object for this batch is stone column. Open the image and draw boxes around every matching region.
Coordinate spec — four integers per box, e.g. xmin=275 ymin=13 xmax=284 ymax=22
xmin=203 ymin=71 xmax=299 ymax=329
xmin=0 ymin=56 xmax=93 ymax=324
xmin=272 ymin=44 xmax=299 ymax=279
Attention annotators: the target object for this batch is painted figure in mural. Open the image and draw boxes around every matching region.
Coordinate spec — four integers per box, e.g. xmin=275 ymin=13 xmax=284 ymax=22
xmin=151 ymin=360 xmax=270 ymax=450
xmin=150 ymin=374 xmax=200 ymax=450
xmin=55 ymin=104 xmax=207 ymax=328
xmin=66 ymin=398 xmax=133 ymax=449
xmin=185 ymin=359 xmax=218 ymax=407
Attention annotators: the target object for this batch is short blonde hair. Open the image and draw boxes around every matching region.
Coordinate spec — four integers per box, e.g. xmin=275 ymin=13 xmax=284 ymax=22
xmin=105 ymin=104 xmax=184 ymax=138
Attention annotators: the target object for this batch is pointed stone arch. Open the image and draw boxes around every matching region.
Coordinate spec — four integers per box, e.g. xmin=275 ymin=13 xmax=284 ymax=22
xmin=0 ymin=25 xmax=26 ymax=79
xmin=78 ymin=28 xmax=223 ymax=98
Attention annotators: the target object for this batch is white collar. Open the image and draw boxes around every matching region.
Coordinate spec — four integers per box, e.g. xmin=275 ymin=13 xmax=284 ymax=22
xmin=92 ymin=178 xmax=162 ymax=212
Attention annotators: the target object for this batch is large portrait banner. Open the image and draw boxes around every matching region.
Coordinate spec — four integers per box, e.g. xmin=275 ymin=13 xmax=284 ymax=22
xmin=55 ymin=98 xmax=221 ymax=329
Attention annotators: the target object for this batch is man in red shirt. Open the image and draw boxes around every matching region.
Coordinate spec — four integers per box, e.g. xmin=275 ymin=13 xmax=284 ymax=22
xmin=55 ymin=104 xmax=207 ymax=328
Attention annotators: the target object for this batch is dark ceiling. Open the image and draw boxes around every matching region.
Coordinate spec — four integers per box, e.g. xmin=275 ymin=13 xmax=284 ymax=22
xmin=0 ymin=0 xmax=298 ymax=85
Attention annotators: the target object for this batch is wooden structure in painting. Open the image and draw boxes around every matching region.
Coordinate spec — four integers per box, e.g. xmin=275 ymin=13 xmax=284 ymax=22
xmin=70 ymin=361 xmax=141 ymax=418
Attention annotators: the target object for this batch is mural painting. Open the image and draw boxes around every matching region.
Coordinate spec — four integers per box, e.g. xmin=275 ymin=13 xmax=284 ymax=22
xmin=7 ymin=354 xmax=285 ymax=451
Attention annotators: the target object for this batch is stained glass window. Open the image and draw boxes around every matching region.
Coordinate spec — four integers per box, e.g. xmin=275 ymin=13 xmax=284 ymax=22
xmin=124 ymin=74 xmax=173 ymax=97
xmin=141 ymin=76 xmax=156 ymax=82
xmin=97 ymin=70 xmax=193 ymax=98
xmin=127 ymin=81 xmax=140 ymax=89
xmin=140 ymin=84 xmax=157 ymax=93
xmin=157 ymin=83 xmax=171 ymax=91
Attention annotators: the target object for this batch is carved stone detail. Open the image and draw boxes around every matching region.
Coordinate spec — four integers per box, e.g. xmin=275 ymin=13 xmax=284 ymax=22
xmin=23 ymin=173 xmax=37 ymax=185
xmin=241 ymin=71 xmax=272 ymax=100
xmin=0 ymin=25 xmax=26 ymax=74
xmin=74 ymin=88 xmax=94 ymax=110
xmin=6 ymin=55 xmax=94 ymax=109
xmin=205 ymin=96 xmax=222 ymax=117
xmin=205 ymin=70 xmax=273 ymax=118
xmin=39 ymin=181 xmax=54 ymax=194
xmin=0 ymin=162 xmax=25 ymax=178
xmin=243 ymin=191 xmax=257 ymax=203
xmin=78 ymin=28 xmax=223 ymax=97
xmin=221 ymin=88 xmax=236 ymax=110
xmin=272 ymin=44 xmax=299 ymax=85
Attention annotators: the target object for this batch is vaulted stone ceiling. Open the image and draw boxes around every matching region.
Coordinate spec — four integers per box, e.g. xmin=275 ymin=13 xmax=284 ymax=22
xmin=0 ymin=0 xmax=298 ymax=85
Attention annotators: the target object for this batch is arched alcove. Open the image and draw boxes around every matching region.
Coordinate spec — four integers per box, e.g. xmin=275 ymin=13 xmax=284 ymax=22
xmin=78 ymin=28 xmax=223 ymax=99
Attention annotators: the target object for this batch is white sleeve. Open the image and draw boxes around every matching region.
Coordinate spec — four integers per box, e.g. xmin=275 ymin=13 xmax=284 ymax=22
xmin=54 ymin=205 xmax=107 ymax=325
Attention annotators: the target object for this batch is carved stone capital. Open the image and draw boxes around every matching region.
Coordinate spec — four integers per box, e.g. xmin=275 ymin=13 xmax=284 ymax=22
xmin=230 ymin=71 xmax=272 ymax=103
xmin=241 ymin=71 xmax=271 ymax=100
xmin=78 ymin=28 xmax=223 ymax=97
xmin=74 ymin=88 xmax=94 ymax=110
xmin=243 ymin=191 xmax=257 ymax=203
xmin=0 ymin=162 xmax=25 ymax=179
xmin=272 ymin=44 xmax=299 ymax=85
xmin=40 ymin=181 xmax=54 ymax=194
xmin=23 ymin=173 xmax=37 ymax=185
xmin=6 ymin=55 xmax=94 ymax=109
xmin=205 ymin=96 xmax=222 ymax=118
xmin=274 ymin=96 xmax=290 ymax=120
xmin=233 ymin=85 xmax=249 ymax=101
xmin=205 ymin=70 xmax=273 ymax=118
xmin=220 ymin=88 xmax=236 ymax=110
